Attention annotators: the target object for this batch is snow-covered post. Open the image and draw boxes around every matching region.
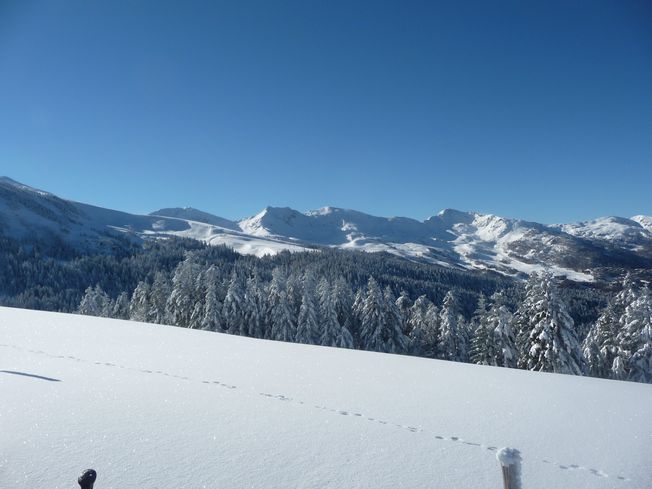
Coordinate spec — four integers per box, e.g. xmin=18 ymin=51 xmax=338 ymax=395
xmin=496 ymin=448 xmax=522 ymax=489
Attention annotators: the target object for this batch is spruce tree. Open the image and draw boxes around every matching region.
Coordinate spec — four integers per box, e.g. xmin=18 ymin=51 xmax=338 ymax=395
xmin=149 ymin=271 xmax=171 ymax=324
xmin=470 ymin=294 xmax=494 ymax=365
xmin=472 ymin=291 xmax=516 ymax=367
xmin=332 ymin=277 xmax=355 ymax=348
xmin=112 ymin=292 xmax=130 ymax=320
xmin=582 ymin=301 xmax=620 ymax=378
xmin=78 ymin=285 xmax=112 ymax=317
xmin=518 ymin=272 xmax=585 ymax=375
xmin=319 ymin=279 xmax=339 ymax=346
xmin=129 ymin=281 xmax=150 ymax=322
xmin=615 ymin=287 xmax=652 ymax=382
xmin=383 ymin=286 xmax=408 ymax=354
xmin=396 ymin=291 xmax=412 ymax=335
xmin=438 ymin=291 xmax=465 ymax=361
xmin=268 ymin=268 xmax=296 ymax=342
xmin=296 ymin=271 xmax=320 ymax=344
xmin=407 ymin=295 xmax=431 ymax=356
xmin=244 ymin=271 xmax=264 ymax=338
xmin=422 ymin=303 xmax=440 ymax=358
xmin=490 ymin=291 xmax=517 ymax=368
xmin=201 ymin=266 xmax=223 ymax=332
xmin=584 ymin=274 xmax=640 ymax=379
xmin=222 ymin=269 xmax=246 ymax=335
xmin=167 ymin=256 xmax=200 ymax=327
xmin=359 ymin=277 xmax=387 ymax=352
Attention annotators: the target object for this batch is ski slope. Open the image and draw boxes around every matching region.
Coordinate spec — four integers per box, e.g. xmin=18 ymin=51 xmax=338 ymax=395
xmin=1 ymin=307 xmax=651 ymax=489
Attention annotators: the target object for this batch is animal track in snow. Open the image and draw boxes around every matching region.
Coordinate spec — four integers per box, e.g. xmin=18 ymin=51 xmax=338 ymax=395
xmin=1 ymin=342 xmax=633 ymax=484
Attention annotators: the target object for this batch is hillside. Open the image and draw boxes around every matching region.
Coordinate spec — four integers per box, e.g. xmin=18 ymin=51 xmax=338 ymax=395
xmin=1 ymin=307 xmax=650 ymax=488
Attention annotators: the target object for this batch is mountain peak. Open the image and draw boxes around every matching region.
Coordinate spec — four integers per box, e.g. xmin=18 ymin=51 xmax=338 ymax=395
xmin=149 ymin=207 xmax=238 ymax=230
xmin=631 ymin=215 xmax=652 ymax=233
xmin=431 ymin=208 xmax=475 ymax=225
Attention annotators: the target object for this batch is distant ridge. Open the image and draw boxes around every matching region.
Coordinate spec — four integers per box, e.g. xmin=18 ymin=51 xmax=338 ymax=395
xmin=1 ymin=176 xmax=651 ymax=282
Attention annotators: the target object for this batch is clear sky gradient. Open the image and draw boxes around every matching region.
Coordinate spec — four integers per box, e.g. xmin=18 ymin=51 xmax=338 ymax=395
xmin=1 ymin=0 xmax=650 ymax=223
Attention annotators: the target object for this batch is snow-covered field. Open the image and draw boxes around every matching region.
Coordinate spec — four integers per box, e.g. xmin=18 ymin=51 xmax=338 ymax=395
xmin=1 ymin=307 xmax=651 ymax=489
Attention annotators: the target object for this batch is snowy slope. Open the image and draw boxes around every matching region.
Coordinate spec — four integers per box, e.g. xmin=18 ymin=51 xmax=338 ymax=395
xmin=150 ymin=207 xmax=240 ymax=231
xmin=1 ymin=307 xmax=651 ymax=489
xmin=1 ymin=176 xmax=651 ymax=280
xmin=632 ymin=215 xmax=652 ymax=234
xmin=558 ymin=216 xmax=652 ymax=250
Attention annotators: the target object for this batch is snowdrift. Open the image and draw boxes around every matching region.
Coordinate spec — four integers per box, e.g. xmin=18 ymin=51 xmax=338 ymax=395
xmin=1 ymin=307 xmax=650 ymax=488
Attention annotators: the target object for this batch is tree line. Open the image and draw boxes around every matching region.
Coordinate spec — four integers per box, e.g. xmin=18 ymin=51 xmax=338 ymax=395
xmin=77 ymin=250 xmax=652 ymax=384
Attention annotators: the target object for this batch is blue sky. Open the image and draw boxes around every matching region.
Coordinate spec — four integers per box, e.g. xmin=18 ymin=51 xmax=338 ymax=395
xmin=1 ymin=0 xmax=650 ymax=223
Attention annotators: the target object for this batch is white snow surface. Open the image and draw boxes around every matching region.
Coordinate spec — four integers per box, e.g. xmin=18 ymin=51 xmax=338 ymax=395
xmin=631 ymin=215 xmax=652 ymax=234
xmin=1 ymin=307 xmax=651 ymax=489
xmin=558 ymin=216 xmax=652 ymax=249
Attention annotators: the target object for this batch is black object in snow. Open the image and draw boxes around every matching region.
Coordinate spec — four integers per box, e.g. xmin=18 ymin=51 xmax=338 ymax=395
xmin=78 ymin=469 xmax=97 ymax=489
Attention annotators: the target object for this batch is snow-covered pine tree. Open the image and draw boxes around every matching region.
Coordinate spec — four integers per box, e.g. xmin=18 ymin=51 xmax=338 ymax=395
xmin=112 ymin=291 xmax=130 ymax=319
xmin=149 ymin=271 xmax=171 ymax=324
xmin=422 ymin=302 xmax=440 ymax=358
xmin=438 ymin=290 xmax=465 ymax=361
xmin=582 ymin=301 xmax=620 ymax=378
xmin=615 ymin=286 xmax=652 ymax=383
xmin=359 ymin=277 xmax=386 ymax=352
xmin=332 ymin=277 xmax=356 ymax=346
xmin=129 ymin=281 xmax=150 ymax=322
xmin=383 ymin=286 xmax=408 ymax=354
xmin=513 ymin=274 xmax=543 ymax=368
xmin=469 ymin=293 xmax=494 ymax=365
xmin=407 ymin=295 xmax=433 ymax=356
xmin=335 ymin=318 xmax=355 ymax=349
xmin=318 ymin=278 xmax=339 ymax=346
xmin=201 ymin=266 xmax=223 ymax=332
xmin=285 ymin=271 xmax=303 ymax=320
xmin=359 ymin=279 xmax=407 ymax=353
xmin=167 ymin=256 xmax=200 ymax=328
xmin=456 ymin=313 xmax=471 ymax=363
xmin=396 ymin=291 xmax=412 ymax=335
xmin=78 ymin=285 xmax=112 ymax=317
xmin=244 ymin=271 xmax=264 ymax=338
xmin=268 ymin=267 xmax=296 ymax=342
xmin=584 ymin=274 xmax=640 ymax=379
xmin=265 ymin=267 xmax=283 ymax=339
xmin=296 ymin=271 xmax=321 ymax=344
xmin=317 ymin=278 xmax=355 ymax=348
xmin=470 ymin=293 xmax=488 ymax=331
xmin=489 ymin=291 xmax=517 ymax=368
xmin=189 ymin=301 xmax=204 ymax=329
xmin=190 ymin=268 xmax=213 ymax=329
xmin=518 ymin=272 xmax=585 ymax=375
xmin=472 ymin=291 xmax=516 ymax=367
xmin=350 ymin=286 xmax=366 ymax=346
xmin=222 ymin=269 xmax=246 ymax=335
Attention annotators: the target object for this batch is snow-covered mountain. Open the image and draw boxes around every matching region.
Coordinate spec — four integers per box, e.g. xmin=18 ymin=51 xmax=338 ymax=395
xmin=1 ymin=176 xmax=651 ymax=282
xmin=2 ymin=307 xmax=650 ymax=488
xmin=0 ymin=177 xmax=305 ymax=257
xmin=236 ymin=206 xmax=652 ymax=282
xmin=555 ymin=216 xmax=652 ymax=251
